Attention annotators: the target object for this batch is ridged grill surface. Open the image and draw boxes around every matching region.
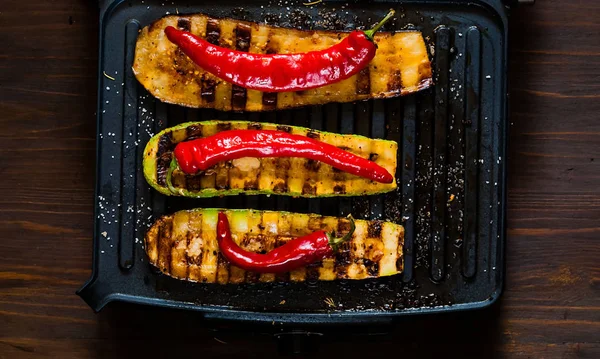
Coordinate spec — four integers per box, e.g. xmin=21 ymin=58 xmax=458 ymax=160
xmin=79 ymin=0 xmax=507 ymax=321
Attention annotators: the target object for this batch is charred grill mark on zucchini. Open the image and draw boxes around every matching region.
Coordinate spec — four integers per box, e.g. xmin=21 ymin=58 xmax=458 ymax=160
xmin=368 ymin=220 xmax=383 ymax=238
xmin=333 ymin=184 xmax=346 ymax=195
xmin=273 ymin=158 xmax=290 ymax=193
xmin=170 ymin=212 xmax=190 ymax=279
xmin=185 ymin=174 xmax=203 ymax=192
xmin=205 ymin=19 xmax=220 ymax=45
xmin=216 ymin=122 xmax=232 ymax=131
xmin=275 ymin=235 xmax=292 ymax=282
xmin=244 ymin=178 xmax=259 ymax=190
xmin=388 ymin=70 xmax=403 ymax=93
xmin=247 ymin=122 xmax=262 ymax=130
xmin=199 ymin=75 xmax=217 ymax=103
xmin=145 ymin=121 xmax=397 ymax=198
xmin=304 ymin=159 xmax=321 ymax=172
xmin=334 ymin=242 xmax=351 ymax=279
xmin=199 ymin=20 xmax=220 ymax=104
xmin=217 ymin=252 xmax=230 ymax=284
xmin=306 ymin=130 xmax=320 ymax=140
xmin=231 ymin=23 xmax=252 ymax=111
xmin=235 ymin=23 xmax=251 ymax=51
xmin=356 ymin=67 xmax=371 ymax=95
xmin=156 ymin=131 xmax=173 ymax=186
xmin=305 ymin=261 xmax=322 ymax=281
xmin=157 ymin=219 xmax=173 ymax=274
xmin=186 ymin=124 xmax=203 ymax=139
xmin=156 ymin=133 xmax=172 ymax=157
xmin=156 ymin=152 xmax=171 ymax=186
xmin=276 ymin=125 xmax=292 ymax=133
xmin=262 ymin=92 xmax=277 ymax=110
xmin=363 ymin=258 xmax=379 ymax=277
xmin=231 ymin=87 xmax=246 ymax=111
xmin=301 ymin=180 xmax=317 ymax=196
xmin=215 ymin=162 xmax=230 ymax=190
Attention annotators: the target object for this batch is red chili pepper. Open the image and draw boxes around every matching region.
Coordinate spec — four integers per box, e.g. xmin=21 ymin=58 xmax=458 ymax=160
xmin=216 ymin=212 xmax=355 ymax=273
xmin=164 ymin=10 xmax=395 ymax=92
xmin=170 ymin=129 xmax=394 ymax=185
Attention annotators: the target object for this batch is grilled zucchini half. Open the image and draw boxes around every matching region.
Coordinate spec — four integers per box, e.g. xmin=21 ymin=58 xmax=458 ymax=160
xmin=143 ymin=121 xmax=397 ymax=198
xmin=133 ymin=13 xmax=433 ymax=111
xmin=145 ymin=209 xmax=404 ymax=284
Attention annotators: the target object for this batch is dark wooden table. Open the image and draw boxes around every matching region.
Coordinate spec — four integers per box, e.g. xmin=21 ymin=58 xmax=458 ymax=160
xmin=1 ymin=0 xmax=598 ymax=357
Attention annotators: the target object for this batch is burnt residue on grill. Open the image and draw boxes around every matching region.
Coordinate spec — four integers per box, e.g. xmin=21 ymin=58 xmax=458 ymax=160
xmin=384 ymin=190 xmax=403 ymax=223
xmin=230 ymin=7 xmax=250 ymax=21
xmin=352 ymin=196 xmax=370 ymax=219
xmin=288 ymin=9 xmax=312 ymax=30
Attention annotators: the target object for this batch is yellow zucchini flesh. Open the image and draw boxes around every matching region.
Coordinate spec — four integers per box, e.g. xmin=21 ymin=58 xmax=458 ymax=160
xmin=145 ymin=209 xmax=404 ymax=284
xmin=143 ymin=121 xmax=398 ymax=198
xmin=133 ymin=13 xmax=433 ymax=111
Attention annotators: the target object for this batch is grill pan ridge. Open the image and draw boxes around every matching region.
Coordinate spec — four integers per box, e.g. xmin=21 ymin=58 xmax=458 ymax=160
xmin=78 ymin=0 xmax=509 ymax=324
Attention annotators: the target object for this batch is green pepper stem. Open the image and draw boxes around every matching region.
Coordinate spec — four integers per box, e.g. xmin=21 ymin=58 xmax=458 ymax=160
xmin=364 ymin=9 xmax=396 ymax=41
xmin=329 ymin=215 xmax=356 ymax=251
xmin=166 ymin=156 xmax=181 ymax=195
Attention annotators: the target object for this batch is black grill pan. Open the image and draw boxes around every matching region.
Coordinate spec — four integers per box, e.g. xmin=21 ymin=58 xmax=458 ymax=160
xmin=79 ymin=0 xmax=511 ymax=324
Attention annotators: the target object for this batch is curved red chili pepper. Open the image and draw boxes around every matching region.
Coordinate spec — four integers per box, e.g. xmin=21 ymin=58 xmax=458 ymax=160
xmin=172 ymin=129 xmax=394 ymax=184
xmin=216 ymin=212 xmax=355 ymax=273
xmin=164 ymin=10 xmax=395 ymax=92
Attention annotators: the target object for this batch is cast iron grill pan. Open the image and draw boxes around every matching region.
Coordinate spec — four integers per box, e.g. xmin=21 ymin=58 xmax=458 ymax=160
xmin=79 ymin=0 xmax=508 ymax=324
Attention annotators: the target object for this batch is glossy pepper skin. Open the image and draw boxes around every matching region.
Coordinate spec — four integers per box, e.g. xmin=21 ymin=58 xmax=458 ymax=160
xmin=163 ymin=10 xmax=395 ymax=92
xmin=216 ymin=212 xmax=355 ymax=274
xmin=173 ymin=129 xmax=394 ymax=184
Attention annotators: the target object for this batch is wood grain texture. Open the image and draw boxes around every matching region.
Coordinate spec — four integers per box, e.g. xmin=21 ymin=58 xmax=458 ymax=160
xmin=0 ymin=0 xmax=598 ymax=358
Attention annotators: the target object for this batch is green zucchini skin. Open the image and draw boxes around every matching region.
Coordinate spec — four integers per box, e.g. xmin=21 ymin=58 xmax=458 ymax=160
xmin=145 ymin=208 xmax=404 ymax=284
xmin=143 ymin=120 xmax=398 ymax=198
